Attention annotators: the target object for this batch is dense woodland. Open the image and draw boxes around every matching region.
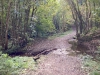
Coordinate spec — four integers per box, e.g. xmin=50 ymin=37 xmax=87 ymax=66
xmin=0 ymin=0 xmax=72 ymax=51
xmin=1 ymin=0 xmax=100 ymax=51
xmin=1 ymin=0 xmax=100 ymax=75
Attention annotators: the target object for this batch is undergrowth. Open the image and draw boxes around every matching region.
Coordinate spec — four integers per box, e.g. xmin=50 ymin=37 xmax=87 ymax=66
xmin=81 ymin=55 xmax=100 ymax=75
xmin=0 ymin=51 xmax=36 ymax=75
xmin=48 ymin=29 xmax=72 ymax=39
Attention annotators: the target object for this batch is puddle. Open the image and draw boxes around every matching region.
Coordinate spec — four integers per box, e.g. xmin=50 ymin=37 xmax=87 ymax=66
xmin=52 ymin=48 xmax=69 ymax=55
xmin=52 ymin=48 xmax=81 ymax=56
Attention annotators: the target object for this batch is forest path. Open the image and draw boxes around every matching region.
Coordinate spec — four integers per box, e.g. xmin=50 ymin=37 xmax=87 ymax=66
xmin=25 ymin=30 xmax=86 ymax=75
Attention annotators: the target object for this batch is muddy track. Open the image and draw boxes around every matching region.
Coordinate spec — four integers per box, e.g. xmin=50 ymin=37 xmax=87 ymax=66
xmin=27 ymin=31 xmax=75 ymax=55
xmin=24 ymin=30 xmax=87 ymax=75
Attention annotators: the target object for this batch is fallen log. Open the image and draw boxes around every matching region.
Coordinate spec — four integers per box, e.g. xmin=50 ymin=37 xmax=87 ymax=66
xmin=33 ymin=48 xmax=57 ymax=61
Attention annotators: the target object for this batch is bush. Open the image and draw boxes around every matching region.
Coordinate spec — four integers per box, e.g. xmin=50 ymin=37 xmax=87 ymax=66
xmin=4 ymin=45 xmax=26 ymax=55
xmin=0 ymin=52 xmax=36 ymax=75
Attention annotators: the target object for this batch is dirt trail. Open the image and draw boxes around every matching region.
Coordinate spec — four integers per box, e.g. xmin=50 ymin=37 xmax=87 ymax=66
xmin=25 ymin=30 xmax=86 ymax=75
xmin=27 ymin=31 xmax=75 ymax=55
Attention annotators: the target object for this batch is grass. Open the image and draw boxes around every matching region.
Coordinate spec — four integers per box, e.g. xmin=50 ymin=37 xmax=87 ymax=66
xmin=48 ymin=29 xmax=73 ymax=39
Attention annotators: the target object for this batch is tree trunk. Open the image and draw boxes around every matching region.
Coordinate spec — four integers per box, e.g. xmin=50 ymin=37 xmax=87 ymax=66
xmin=5 ymin=2 xmax=12 ymax=50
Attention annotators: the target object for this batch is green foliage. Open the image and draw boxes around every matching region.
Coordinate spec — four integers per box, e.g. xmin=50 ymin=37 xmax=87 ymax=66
xmin=0 ymin=52 xmax=36 ymax=75
xmin=91 ymin=71 xmax=100 ymax=75
xmin=81 ymin=55 xmax=100 ymax=75
xmin=34 ymin=0 xmax=58 ymax=37
xmin=36 ymin=18 xmax=55 ymax=33
xmin=48 ymin=29 xmax=72 ymax=39
xmin=90 ymin=27 xmax=98 ymax=33
xmin=4 ymin=46 xmax=26 ymax=55
xmin=83 ymin=58 xmax=97 ymax=68
xmin=95 ymin=46 xmax=100 ymax=53
xmin=53 ymin=0 xmax=72 ymax=32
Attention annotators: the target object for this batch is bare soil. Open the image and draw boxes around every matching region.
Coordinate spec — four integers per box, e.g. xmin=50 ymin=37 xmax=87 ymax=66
xmin=24 ymin=30 xmax=87 ymax=75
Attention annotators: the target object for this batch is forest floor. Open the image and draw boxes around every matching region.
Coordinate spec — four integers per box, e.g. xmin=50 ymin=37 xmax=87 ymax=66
xmin=23 ymin=30 xmax=87 ymax=75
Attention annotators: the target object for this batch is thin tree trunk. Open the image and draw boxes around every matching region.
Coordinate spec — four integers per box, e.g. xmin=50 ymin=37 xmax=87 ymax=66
xmin=5 ymin=2 xmax=12 ymax=50
xmin=0 ymin=0 xmax=5 ymax=48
